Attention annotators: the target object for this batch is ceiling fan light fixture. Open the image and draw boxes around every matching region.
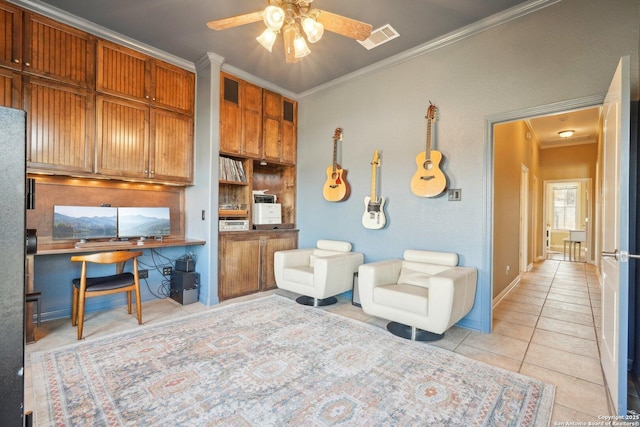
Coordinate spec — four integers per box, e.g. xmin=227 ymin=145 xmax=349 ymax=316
xmin=256 ymin=28 xmax=278 ymax=52
xmin=558 ymin=130 xmax=575 ymax=138
xmin=302 ymin=17 xmax=324 ymax=43
xmin=263 ymin=5 xmax=285 ymax=31
xmin=293 ymin=33 xmax=311 ymax=58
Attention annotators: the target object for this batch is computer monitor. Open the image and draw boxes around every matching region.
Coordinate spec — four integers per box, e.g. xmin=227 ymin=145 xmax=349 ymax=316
xmin=117 ymin=207 xmax=171 ymax=239
xmin=53 ymin=205 xmax=118 ymax=240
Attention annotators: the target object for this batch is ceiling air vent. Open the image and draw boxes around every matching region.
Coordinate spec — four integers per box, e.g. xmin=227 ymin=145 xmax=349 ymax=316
xmin=358 ymin=24 xmax=399 ymax=50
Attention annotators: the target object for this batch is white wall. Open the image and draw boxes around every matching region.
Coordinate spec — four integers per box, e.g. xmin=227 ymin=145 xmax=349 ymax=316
xmin=296 ymin=0 xmax=639 ymax=332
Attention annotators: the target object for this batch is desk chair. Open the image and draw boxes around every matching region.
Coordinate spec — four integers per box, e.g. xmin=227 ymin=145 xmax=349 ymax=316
xmin=71 ymin=251 xmax=143 ymax=340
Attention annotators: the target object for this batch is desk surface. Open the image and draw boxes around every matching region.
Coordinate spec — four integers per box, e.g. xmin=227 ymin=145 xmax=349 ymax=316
xmin=35 ymin=238 xmax=206 ymax=255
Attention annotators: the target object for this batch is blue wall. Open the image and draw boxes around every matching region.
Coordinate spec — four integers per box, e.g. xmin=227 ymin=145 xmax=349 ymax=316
xmin=34 ymin=246 xmax=196 ymax=321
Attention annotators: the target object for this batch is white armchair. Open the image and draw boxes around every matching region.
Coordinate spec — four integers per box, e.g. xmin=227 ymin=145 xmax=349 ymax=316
xmin=274 ymin=240 xmax=364 ymax=307
xmin=358 ymin=250 xmax=477 ymax=341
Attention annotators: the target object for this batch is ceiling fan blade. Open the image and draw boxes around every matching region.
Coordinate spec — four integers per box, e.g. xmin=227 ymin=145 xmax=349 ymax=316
xmin=315 ymin=10 xmax=372 ymax=41
xmin=206 ymin=11 xmax=264 ymax=30
xmin=283 ymin=25 xmax=300 ymax=64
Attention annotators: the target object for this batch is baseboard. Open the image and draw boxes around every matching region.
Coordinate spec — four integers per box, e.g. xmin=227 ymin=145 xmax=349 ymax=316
xmin=492 ymin=275 xmax=522 ymax=308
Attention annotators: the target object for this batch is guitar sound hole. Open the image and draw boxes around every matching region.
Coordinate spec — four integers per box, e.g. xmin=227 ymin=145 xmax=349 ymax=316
xmin=422 ymin=160 xmax=433 ymax=170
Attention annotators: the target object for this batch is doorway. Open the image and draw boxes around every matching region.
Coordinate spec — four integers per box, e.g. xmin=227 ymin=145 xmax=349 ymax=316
xmin=543 ymin=179 xmax=593 ymax=263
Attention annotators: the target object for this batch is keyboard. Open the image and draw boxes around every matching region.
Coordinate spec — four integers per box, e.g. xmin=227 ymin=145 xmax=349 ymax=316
xmin=74 ymin=240 xmax=134 ymax=248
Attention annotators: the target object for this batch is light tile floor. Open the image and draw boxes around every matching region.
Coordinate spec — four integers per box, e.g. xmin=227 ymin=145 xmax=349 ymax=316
xmin=25 ymin=259 xmax=619 ymax=425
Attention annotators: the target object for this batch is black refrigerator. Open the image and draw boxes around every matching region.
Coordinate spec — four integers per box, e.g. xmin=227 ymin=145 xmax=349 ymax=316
xmin=0 ymin=106 xmax=26 ymax=425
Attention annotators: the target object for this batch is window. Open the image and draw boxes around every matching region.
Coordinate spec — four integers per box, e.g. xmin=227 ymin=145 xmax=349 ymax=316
xmin=553 ymin=186 xmax=577 ymax=230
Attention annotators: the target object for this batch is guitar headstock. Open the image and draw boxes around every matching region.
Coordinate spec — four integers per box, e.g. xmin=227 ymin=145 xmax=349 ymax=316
xmin=371 ymin=149 xmax=380 ymax=166
xmin=333 ymin=128 xmax=343 ymax=142
xmin=426 ymin=101 xmax=437 ymax=122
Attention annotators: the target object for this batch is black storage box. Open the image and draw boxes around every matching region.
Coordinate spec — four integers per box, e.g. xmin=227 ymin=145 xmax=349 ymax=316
xmin=175 ymin=257 xmax=196 ymax=272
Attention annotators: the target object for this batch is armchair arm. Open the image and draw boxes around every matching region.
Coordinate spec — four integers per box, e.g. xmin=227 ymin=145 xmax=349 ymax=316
xmin=427 ymin=266 xmax=477 ymax=332
xmin=313 ymin=252 xmax=364 ymax=297
xmin=357 ymin=259 xmax=402 ymax=306
xmin=274 ymin=248 xmax=314 ymax=285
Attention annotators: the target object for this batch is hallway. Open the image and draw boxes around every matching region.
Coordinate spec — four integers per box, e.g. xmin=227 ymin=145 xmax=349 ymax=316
xmin=482 ymin=259 xmax=612 ymax=421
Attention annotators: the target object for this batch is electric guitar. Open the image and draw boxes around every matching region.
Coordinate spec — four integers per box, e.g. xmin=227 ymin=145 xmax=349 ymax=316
xmin=362 ymin=150 xmax=386 ymax=229
xmin=322 ymin=128 xmax=350 ymax=202
xmin=410 ymin=102 xmax=447 ymax=197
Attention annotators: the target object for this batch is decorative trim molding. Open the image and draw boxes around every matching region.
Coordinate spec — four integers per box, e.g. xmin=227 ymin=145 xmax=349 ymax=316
xmin=221 ymin=64 xmax=298 ymax=100
xmin=8 ymin=0 xmax=196 ymax=72
xmin=298 ymin=0 xmax=561 ymax=98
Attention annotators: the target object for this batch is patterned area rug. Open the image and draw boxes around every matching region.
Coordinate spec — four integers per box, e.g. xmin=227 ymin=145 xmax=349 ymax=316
xmin=32 ymin=295 xmax=554 ymax=426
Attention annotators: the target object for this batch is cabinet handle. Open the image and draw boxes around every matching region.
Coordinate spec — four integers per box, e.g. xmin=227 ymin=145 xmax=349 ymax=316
xmin=152 ymin=98 xmax=156 ymax=101
xmin=24 ymin=62 xmax=30 ymax=67
xmin=144 ymin=169 xmax=148 ymax=174
xmin=13 ymin=58 xmax=20 ymax=64
xmin=145 ymin=95 xmax=150 ymax=99
xmin=150 ymin=170 xmax=154 ymax=175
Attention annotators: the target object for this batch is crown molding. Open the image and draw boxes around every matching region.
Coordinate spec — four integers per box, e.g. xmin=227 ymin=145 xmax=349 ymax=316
xmin=298 ymin=0 xmax=562 ymax=98
xmin=8 ymin=0 xmax=196 ymax=72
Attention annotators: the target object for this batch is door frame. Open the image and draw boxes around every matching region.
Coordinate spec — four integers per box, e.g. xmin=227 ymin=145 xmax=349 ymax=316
xmin=520 ymin=165 xmax=530 ymax=272
xmin=483 ymin=94 xmax=603 ymax=333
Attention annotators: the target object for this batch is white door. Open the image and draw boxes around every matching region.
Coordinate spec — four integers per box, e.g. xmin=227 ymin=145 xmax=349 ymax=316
xmin=600 ymin=56 xmax=631 ymax=415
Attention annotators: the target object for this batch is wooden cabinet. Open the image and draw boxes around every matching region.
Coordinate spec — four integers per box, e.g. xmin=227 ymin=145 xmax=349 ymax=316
xmin=0 ymin=2 xmax=22 ymax=71
xmin=0 ymin=2 xmax=195 ymax=184
xmin=24 ymin=76 xmax=94 ymax=174
xmin=0 ymin=67 xmax=21 ymax=107
xmin=218 ymin=230 xmax=298 ymax=300
xmin=23 ymin=13 xmax=95 ymax=88
xmin=220 ymin=72 xmax=261 ymax=158
xmin=96 ymin=95 xmax=193 ymax=183
xmin=262 ymin=90 xmax=297 ymax=165
xmin=97 ymin=40 xmax=194 ymax=115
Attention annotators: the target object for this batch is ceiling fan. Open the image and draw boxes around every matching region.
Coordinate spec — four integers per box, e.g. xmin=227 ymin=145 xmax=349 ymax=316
xmin=206 ymin=0 xmax=373 ymax=63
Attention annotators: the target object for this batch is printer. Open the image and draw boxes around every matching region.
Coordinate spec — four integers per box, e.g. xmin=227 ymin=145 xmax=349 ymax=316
xmin=252 ymin=191 xmax=281 ymax=225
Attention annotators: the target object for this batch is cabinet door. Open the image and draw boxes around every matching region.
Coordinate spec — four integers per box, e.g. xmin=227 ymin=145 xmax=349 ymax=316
xmin=261 ymin=232 xmax=298 ymax=291
xmin=0 ymin=68 xmax=21 ymax=108
xmin=262 ymin=90 xmax=281 ymax=162
xmin=25 ymin=77 xmax=94 ymax=173
xmin=96 ymin=95 xmax=150 ymax=179
xmin=220 ymin=73 xmax=242 ymax=155
xmin=23 ymin=13 xmax=95 ymax=88
xmin=150 ymin=109 xmax=193 ymax=183
xmin=281 ymin=98 xmax=297 ymax=165
xmin=241 ymin=81 xmax=262 ymax=158
xmin=151 ymin=60 xmax=194 ymax=115
xmin=219 ymin=234 xmax=261 ymax=300
xmin=0 ymin=2 xmax=22 ymax=71
xmin=96 ymin=39 xmax=149 ymax=102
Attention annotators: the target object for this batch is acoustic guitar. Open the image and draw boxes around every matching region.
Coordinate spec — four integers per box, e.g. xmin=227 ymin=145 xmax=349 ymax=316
xmin=322 ymin=128 xmax=350 ymax=202
xmin=362 ymin=150 xmax=386 ymax=229
xmin=410 ymin=102 xmax=447 ymax=197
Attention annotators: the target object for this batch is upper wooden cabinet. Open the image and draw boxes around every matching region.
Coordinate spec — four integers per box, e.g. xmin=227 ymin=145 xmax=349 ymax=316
xmin=24 ymin=77 xmax=94 ymax=174
xmin=96 ymin=95 xmax=193 ymax=184
xmin=220 ymin=72 xmax=261 ymax=158
xmin=220 ymin=73 xmax=297 ymax=165
xmin=97 ymin=40 xmax=194 ymax=115
xmin=262 ymin=90 xmax=297 ymax=165
xmin=1 ymin=5 xmax=95 ymax=88
xmin=0 ymin=2 xmax=22 ymax=71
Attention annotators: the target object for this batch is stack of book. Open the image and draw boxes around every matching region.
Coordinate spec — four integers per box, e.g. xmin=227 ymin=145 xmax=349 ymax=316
xmin=219 ymin=157 xmax=246 ymax=182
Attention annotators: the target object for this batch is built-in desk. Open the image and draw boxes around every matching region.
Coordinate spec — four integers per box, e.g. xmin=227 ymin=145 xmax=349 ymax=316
xmin=25 ymin=238 xmax=206 ymax=343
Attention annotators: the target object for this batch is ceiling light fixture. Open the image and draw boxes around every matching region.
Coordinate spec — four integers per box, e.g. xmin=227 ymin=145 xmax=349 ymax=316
xmin=558 ymin=130 xmax=575 ymax=138
xmin=207 ymin=1 xmax=372 ymax=64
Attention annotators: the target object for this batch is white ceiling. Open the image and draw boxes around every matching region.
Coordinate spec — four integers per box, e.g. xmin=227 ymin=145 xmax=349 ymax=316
xmin=22 ymin=0 xmax=539 ymax=94
xmin=526 ymin=107 xmax=601 ymax=149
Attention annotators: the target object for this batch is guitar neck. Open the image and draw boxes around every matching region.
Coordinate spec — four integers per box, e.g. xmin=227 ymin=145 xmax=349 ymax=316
xmin=332 ymin=139 xmax=338 ymax=172
xmin=425 ymin=119 xmax=432 ymax=160
xmin=370 ymin=161 xmax=378 ymax=202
